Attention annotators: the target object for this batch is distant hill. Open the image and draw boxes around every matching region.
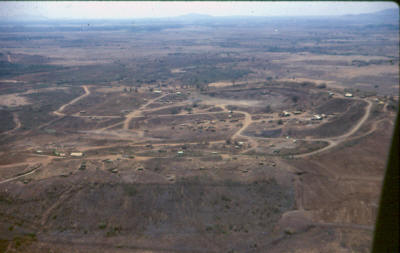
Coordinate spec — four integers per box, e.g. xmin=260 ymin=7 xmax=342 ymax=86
xmin=0 ymin=7 xmax=397 ymax=24
xmin=341 ymin=8 xmax=398 ymax=23
xmin=176 ymin=13 xmax=214 ymax=20
xmin=167 ymin=8 xmax=399 ymax=25
xmin=0 ymin=14 xmax=49 ymax=22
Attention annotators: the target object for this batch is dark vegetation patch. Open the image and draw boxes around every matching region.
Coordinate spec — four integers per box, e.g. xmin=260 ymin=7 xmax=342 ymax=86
xmin=179 ymin=66 xmax=251 ymax=87
xmin=48 ymin=116 xmax=124 ymax=132
xmin=278 ymin=141 xmax=329 ymax=156
xmin=0 ymin=23 xmax=183 ymax=33
xmin=19 ymin=52 xmax=251 ymax=88
xmin=0 ymin=52 xmax=51 ymax=64
xmin=0 ymin=61 xmax=64 ymax=78
xmin=315 ymin=98 xmax=355 ymax=114
xmin=124 ymin=53 xmax=251 ymax=88
xmin=257 ymin=128 xmax=282 ymax=138
xmin=226 ymin=104 xmax=275 ymax=114
xmin=17 ymin=88 xmax=84 ymax=130
xmin=0 ymin=110 xmax=14 ymax=133
xmin=206 ymin=85 xmax=328 ymax=111
xmin=25 ymin=63 xmax=131 ymax=86
xmin=0 ymin=83 xmax=51 ymax=95
xmin=244 ymin=127 xmax=282 ymax=138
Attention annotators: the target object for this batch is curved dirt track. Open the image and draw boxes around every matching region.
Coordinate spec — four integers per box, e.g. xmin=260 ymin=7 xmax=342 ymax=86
xmin=53 ymin=85 xmax=90 ymax=116
xmin=46 ymin=86 xmax=374 ymax=161
xmin=2 ymin=112 xmax=21 ymax=135
xmin=293 ymin=99 xmax=372 ymax=158
xmin=96 ymin=94 xmax=373 ymax=159
xmin=221 ymin=97 xmax=373 ymax=158
xmin=123 ymin=93 xmax=169 ymax=130
xmin=230 ymin=110 xmax=259 ymax=152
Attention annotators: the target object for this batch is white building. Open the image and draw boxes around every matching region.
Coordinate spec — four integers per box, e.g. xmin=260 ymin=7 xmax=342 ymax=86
xmin=70 ymin=152 xmax=83 ymax=157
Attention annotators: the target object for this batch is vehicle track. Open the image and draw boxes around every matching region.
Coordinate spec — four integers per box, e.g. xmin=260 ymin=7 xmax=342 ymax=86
xmin=0 ymin=163 xmax=42 ymax=185
xmin=1 ymin=112 xmax=21 ymax=135
xmin=94 ymin=96 xmax=373 ymax=158
xmin=293 ymin=99 xmax=372 ymax=158
xmin=79 ymin=139 xmax=226 ymax=152
xmin=123 ymin=93 xmax=169 ymax=130
xmin=40 ymin=186 xmax=83 ymax=231
xmin=230 ymin=98 xmax=372 ymax=158
xmin=53 ymin=85 xmax=90 ymax=116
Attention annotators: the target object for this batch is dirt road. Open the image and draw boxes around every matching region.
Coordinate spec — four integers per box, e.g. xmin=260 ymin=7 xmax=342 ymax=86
xmin=0 ymin=164 xmax=41 ymax=185
xmin=123 ymin=93 xmax=169 ymax=130
xmin=54 ymin=85 xmax=90 ymax=116
xmin=212 ymin=97 xmax=373 ymax=158
xmin=293 ymin=99 xmax=372 ymax=158
xmin=2 ymin=112 xmax=21 ymax=135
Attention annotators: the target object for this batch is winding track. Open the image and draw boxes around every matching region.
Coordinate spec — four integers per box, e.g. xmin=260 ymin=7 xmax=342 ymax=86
xmin=69 ymin=90 xmax=373 ymax=158
xmin=2 ymin=112 xmax=21 ymax=135
xmin=224 ymin=97 xmax=373 ymax=158
xmin=4 ymin=87 xmax=374 ymax=168
xmin=122 ymin=93 xmax=170 ymax=130
xmin=53 ymin=85 xmax=90 ymax=116
xmin=293 ymin=99 xmax=372 ymax=158
xmin=49 ymin=84 xmax=374 ymax=159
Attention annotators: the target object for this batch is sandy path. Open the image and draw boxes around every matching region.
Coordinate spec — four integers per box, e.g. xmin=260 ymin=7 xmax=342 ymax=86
xmin=40 ymin=187 xmax=78 ymax=229
xmin=214 ymin=97 xmax=373 ymax=158
xmin=0 ymin=164 xmax=41 ymax=185
xmin=293 ymin=99 xmax=372 ymax=158
xmin=95 ymin=93 xmax=170 ymax=132
xmin=230 ymin=110 xmax=259 ymax=152
xmin=312 ymin=222 xmax=374 ymax=231
xmin=80 ymin=139 xmax=226 ymax=153
xmin=231 ymin=111 xmax=252 ymax=139
xmin=53 ymin=85 xmax=90 ymax=116
xmin=123 ymin=93 xmax=169 ymax=130
xmin=48 ymin=88 xmax=374 ymax=161
xmin=2 ymin=112 xmax=21 ymax=135
xmin=12 ymin=112 xmax=21 ymax=130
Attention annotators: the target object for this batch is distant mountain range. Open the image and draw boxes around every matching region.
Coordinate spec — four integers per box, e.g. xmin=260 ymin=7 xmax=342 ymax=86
xmin=340 ymin=8 xmax=398 ymax=22
xmin=0 ymin=8 xmax=397 ymax=24
xmin=175 ymin=13 xmax=214 ymax=20
xmin=169 ymin=8 xmax=399 ymax=20
xmin=162 ymin=8 xmax=399 ymax=25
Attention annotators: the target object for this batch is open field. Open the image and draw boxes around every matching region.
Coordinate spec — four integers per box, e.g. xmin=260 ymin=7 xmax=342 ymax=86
xmin=0 ymin=9 xmax=398 ymax=253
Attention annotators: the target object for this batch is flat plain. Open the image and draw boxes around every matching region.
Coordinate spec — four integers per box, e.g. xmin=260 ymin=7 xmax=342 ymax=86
xmin=0 ymin=10 xmax=398 ymax=253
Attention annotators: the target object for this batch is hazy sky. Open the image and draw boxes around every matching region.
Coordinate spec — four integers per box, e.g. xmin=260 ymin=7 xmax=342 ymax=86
xmin=0 ymin=1 xmax=397 ymax=19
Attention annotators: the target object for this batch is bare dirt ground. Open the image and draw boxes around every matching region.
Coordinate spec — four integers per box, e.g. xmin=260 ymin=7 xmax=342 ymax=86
xmin=0 ymin=15 xmax=398 ymax=252
xmin=0 ymin=78 xmax=395 ymax=253
xmin=0 ymin=93 xmax=30 ymax=107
